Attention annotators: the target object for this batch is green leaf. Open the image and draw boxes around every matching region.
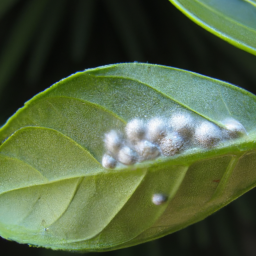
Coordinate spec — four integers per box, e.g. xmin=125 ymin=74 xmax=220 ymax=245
xmin=169 ymin=0 xmax=256 ymax=56
xmin=1 ymin=63 xmax=256 ymax=252
xmin=244 ymin=0 xmax=256 ymax=8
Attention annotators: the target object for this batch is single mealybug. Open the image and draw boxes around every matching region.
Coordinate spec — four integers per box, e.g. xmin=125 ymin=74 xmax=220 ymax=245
xmin=117 ymin=146 xmax=137 ymax=165
xmin=147 ymin=117 xmax=167 ymax=142
xmin=194 ymin=121 xmax=222 ymax=148
xmin=170 ymin=112 xmax=195 ymax=137
xmin=102 ymin=154 xmax=117 ymax=169
xmin=152 ymin=193 xmax=168 ymax=205
xmin=159 ymin=132 xmax=184 ymax=156
xmin=221 ymin=118 xmax=247 ymax=139
xmin=134 ymin=140 xmax=160 ymax=161
xmin=125 ymin=118 xmax=146 ymax=142
xmin=104 ymin=130 xmax=123 ymax=155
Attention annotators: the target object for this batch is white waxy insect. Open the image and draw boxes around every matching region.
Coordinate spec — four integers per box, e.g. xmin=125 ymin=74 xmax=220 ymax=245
xmin=147 ymin=117 xmax=167 ymax=143
xmin=104 ymin=130 xmax=123 ymax=155
xmin=102 ymin=154 xmax=117 ymax=169
xmin=125 ymin=118 xmax=146 ymax=142
xmin=194 ymin=121 xmax=222 ymax=148
xmin=152 ymin=193 xmax=167 ymax=205
xmin=117 ymin=146 xmax=137 ymax=165
xmin=221 ymin=118 xmax=247 ymax=139
xmin=159 ymin=131 xmax=184 ymax=156
xmin=170 ymin=112 xmax=195 ymax=137
xmin=134 ymin=140 xmax=160 ymax=161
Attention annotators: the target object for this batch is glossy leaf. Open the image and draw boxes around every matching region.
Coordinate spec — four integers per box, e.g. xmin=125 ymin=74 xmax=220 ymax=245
xmin=1 ymin=63 xmax=256 ymax=252
xmin=169 ymin=0 xmax=256 ymax=56
xmin=245 ymin=0 xmax=256 ymax=8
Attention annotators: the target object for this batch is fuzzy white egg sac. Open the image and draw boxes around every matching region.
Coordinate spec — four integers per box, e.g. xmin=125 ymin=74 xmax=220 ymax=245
xmin=159 ymin=132 xmax=184 ymax=156
xmin=170 ymin=112 xmax=195 ymax=137
xmin=117 ymin=146 xmax=137 ymax=165
xmin=125 ymin=118 xmax=146 ymax=142
xmin=134 ymin=140 xmax=160 ymax=161
xmin=102 ymin=154 xmax=117 ymax=169
xmin=104 ymin=130 xmax=123 ymax=155
xmin=147 ymin=117 xmax=167 ymax=143
xmin=221 ymin=118 xmax=247 ymax=139
xmin=152 ymin=193 xmax=167 ymax=205
xmin=194 ymin=121 xmax=222 ymax=148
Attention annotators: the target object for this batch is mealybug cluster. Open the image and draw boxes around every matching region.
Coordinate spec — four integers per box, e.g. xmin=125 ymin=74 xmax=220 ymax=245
xmin=102 ymin=113 xmax=247 ymax=169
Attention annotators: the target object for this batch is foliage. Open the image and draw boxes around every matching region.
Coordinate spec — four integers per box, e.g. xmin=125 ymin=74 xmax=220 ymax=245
xmin=1 ymin=63 xmax=256 ymax=251
xmin=0 ymin=1 xmax=256 ymax=255
xmin=169 ymin=0 xmax=256 ymax=55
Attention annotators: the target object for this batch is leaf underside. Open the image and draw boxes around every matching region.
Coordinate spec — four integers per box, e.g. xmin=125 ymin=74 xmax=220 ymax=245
xmin=169 ymin=0 xmax=256 ymax=56
xmin=1 ymin=63 xmax=256 ymax=251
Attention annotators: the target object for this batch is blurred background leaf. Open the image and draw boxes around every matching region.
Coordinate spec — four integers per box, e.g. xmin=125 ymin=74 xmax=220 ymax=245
xmin=0 ymin=0 xmax=256 ymax=256
xmin=169 ymin=0 xmax=256 ymax=56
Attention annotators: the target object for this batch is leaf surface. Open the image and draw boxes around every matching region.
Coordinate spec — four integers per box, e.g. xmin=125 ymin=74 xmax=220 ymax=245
xmin=1 ymin=63 xmax=256 ymax=251
xmin=169 ymin=0 xmax=256 ymax=55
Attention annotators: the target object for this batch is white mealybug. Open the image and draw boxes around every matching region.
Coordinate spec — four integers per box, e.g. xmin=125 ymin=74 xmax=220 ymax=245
xmin=134 ymin=140 xmax=160 ymax=161
xmin=125 ymin=118 xmax=146 ymax=142
xmin=170 ymin=112 xmax=195 ymax=137
xmin=117 ymin=146 xmax=137 ymax=165
xmin=159 ymin=131 xmax=184 ymax=156
xmin=221 ymin=118 xmax=247 ymax=139
xmin=102 ymin=154 xmax=117 ymax=169
xmin=147 ymin=117 xmax=167 ymax=143
xmin=104 ymin=130 xmax=123 ymax=155
xmin=152 ymin=193 xmax=167 ymax=205
xmin=194 ymin=121 xmax=222 ymax=148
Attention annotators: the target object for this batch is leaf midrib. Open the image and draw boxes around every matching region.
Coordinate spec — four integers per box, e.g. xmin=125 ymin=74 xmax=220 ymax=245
xmin=1 ymin=134 xmax=255 ymax=196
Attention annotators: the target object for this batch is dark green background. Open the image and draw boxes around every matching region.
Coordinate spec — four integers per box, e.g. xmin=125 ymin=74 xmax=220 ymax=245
xmin=1 ymin=0 xmax=256 ymax=255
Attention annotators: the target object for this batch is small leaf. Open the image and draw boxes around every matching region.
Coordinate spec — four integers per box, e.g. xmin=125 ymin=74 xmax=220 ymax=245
xmin=244 ymin=0 xmax=256 ymax=8
xmin=1 ymin=63 xmax=256 ymax=252
xmin=169 ymin=0 xmax=256 ymax=55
